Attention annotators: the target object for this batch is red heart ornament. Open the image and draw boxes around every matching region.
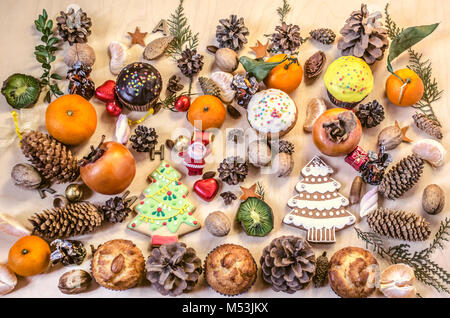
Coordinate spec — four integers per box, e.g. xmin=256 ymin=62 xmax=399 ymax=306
xmin=193 ymin=178 xmax=219 ymax=202
xmin=95 ymin=80 xmax=116 ymax=103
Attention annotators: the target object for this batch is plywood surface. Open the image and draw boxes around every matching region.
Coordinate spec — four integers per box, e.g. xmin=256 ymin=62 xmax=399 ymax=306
xmin=0 ymin=0 xmax=449 ymax=298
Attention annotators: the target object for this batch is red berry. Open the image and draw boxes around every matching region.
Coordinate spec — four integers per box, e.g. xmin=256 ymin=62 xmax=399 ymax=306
xmin=174 ymin=95 xmax=190 ymax=112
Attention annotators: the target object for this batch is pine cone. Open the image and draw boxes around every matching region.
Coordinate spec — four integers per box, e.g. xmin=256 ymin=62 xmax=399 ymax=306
xmin=260 ymin=236 xmax=316 ymax=293
xmin=337 ymin=4 xmax=389 ymax=65
xmin=50 ymin=239 xmax=87 ymax=266
xmin=216 ymin=15 xmax=249 ymax=51
xmin=230 ymin=73 xmax=259 ymax=108
xmin=56 ymin=8 xmax=92 ymax=45
xmin=166 ymin=75 xmax=184 ymax=94
xmin=412 ymin=113 xmax=443 ymax=139
xmin=177 ymin=48 xmax=204 ymax=78
xmin=367 ymin=207 xmax=431 ymax=241
xmin=313 ymin=252 xmax=330 ymax=287
xmin=21 ymin=131 xmax=79 ymax=184
xmin=355 ymin=100 xmax=385 ymax=128
xmin=310 ymin=28 xmax=336 ymax=45
xmin=101 ymin=196 xmax=132 ymax=223
xmin=217 ymin=157 xmax=248 ymax=185
xmin=67 ymin=61 xmax=95 ymax=100
xmin=129 ymin=125 xmax=158 ymax=153
xmin=379 ymin=155 xmax=424 ymax=199
xmin=269 ymin=22 xmax=305 ymax=54
xmin=220 ymin=191 xmax=237 ymax=205
xmin=198 ymin=77 xmax=221 ymax=98
xmin=277 ymin=140 xmax=295 ymax=155
xmin=146 ymin=242 xmax=202 ymax=296
xmin=29 ymin=202 xmax=103 ymax=239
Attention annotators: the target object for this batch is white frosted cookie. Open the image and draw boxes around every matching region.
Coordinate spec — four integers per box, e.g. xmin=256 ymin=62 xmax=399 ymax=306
xmin=247 ymin=89 xmax=297 ymax=138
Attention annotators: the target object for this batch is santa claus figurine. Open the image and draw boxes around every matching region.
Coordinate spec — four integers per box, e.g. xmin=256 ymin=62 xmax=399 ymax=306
xmin=179 ymin=131 xmax=213 ymax=176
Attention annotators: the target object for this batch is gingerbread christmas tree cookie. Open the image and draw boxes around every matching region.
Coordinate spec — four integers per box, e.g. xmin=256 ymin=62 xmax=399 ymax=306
xmin=128 ymin=161 xmax=200 ymax=239
xmin=284 ymin=156 xmax=356 ymax=243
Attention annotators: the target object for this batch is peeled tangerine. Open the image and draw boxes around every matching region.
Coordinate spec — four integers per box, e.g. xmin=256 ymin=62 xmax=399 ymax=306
xmin=210 ymin=71 xmax=235 ymax=103
xmin=412 ymin=138 xmax=446 ymax=167
xmin=379 ymin=264 xmax=416 ymax=298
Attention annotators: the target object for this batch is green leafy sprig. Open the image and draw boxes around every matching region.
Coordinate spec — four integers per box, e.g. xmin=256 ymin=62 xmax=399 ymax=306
xmin=277 ymin=0 xmax=292 ymax=23
xmin=34 ymin=9 xmax=63 ymax=103
xmin=355 ymin=218 xmax=450 ymax=294
xmin=166 ymin=0 xmax=199 ymax=60
xmin=256 ymin=182 xmax=265 ymax=201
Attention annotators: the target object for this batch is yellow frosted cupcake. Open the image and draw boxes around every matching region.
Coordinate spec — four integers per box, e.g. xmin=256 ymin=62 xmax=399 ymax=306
xmin=324 ymin=56 xmax=374 ymax=108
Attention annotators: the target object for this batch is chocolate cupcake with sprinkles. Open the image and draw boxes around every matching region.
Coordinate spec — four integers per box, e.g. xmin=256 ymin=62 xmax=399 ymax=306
xmin=116 ymin=62 xmax=163 ymax=112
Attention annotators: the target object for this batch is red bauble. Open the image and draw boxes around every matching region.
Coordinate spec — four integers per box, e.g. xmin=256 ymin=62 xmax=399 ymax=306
xmin=193 ymin=178 xmax=219 ymax=202
xmin=174 ymin=95 xmax=190 ymax=112
xmin=106 ymin=100 xmax=122 ymax=116
xmin=95 ymin=80 xmax=116 ymax=102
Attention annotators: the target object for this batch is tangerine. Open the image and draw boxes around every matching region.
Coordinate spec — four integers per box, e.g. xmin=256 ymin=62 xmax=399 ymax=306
xmin=45 ymin=94 xmax=97 ymax=145
xmin=8 ymin=235 xmax=50 ymax=277
xmin=187 ymin=95 xmax=226 ymax=131
xmin=386 ymin=68 xmax=424 ymax=107
xmin=264 ymin=54 xmax=303 ymax=93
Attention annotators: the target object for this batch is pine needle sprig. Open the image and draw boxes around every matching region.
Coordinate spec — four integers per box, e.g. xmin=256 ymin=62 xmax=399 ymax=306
xmin=256 ymin=182 xmax=265 ymax=201
xmin=277 ymin=0 xmax=292 ymax=23
xmin=34 ymin=9 xmax=63 ymax=103
xmin=384 ymin=3 xmax=403 ymax=40
xmin=166 ymin=0 xmax=199 ymax=61
xmin=355 ymin=218 xmax=450 ymax=294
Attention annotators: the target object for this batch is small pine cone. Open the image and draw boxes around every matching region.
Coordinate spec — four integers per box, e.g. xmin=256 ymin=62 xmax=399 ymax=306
xmin=166 ymin=75 xmax=184 ymax=94
xmin=310 ymin=28 xmax=336 ymax=45
xmin=217 ymin=157 xmax=248 ymax=185
xmin=50 ymin=239 xmax=87 ymax=266
xmin=313 ymin=252 xmax=330 ymax=287
xmin=269 ymin=22 xmax=306 ymax=54
xmin=21 ymin=131 xmax=79 ymax=184
xmin=198 ymin=77 xmax=221 ymax=98
xmin=129 ymin=125 xmax=158 ymax=153
xmin=220 ymin=191 xmax=237 ymax=205
xmin=378 ymin=155 xmax=424 ymax=199
xmin=56 ymin=8 xmax=92 ymax=45
xmin=367 ymin=207 xmax=431 ymax=241
xmin=355 ymin=100 xmax=385 ymax=128
xmin=277 ymin=140 xmax=295 ymax=155
xmin=412 ymin=113 xmax=443 ymax=139
xmin=101 ymin=196 xmax=132 ymax=223
xmin=177 ymin=48 xmax=204 ymax=77
xmin=67 ymin=61 xmax=95 ymax=100
xmin=216 ymin=15 xmax=249 ymax=51
xmin=260 ymin=236 xmax=316 ymax=293
xmin=29 ymin=202 xmax=103 ymax=239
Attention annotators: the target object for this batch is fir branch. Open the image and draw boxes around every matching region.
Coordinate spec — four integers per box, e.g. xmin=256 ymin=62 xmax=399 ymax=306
xmin=34 ymin=9 xmax=63 ymax=103
xmin=256 ymin=182 xmax=265 ymax=201
xmin=277 ymin=0 xmax=291 ymax=23
xmin=422 ymin=218 xmax=450 ymax=259
xmin=384 ymin=3 xmax=403 ymax=40
xmin=166 ymin=0 xmax=199 ymax=60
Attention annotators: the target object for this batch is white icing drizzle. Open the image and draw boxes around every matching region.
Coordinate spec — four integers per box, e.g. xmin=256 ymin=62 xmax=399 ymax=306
xmin=296 ymin=178 xmax=341 ymax=194
xmin=301 ymin=156 xmax=334 ymax=177
xmin=283 ymin=213 xmax=356 ymax=230
xmin=287 ymin=194 xmax=349 ymax=211
xmin=247 ymin=89 xmax=297 ymax=134
xmin=359 ymin=186 xmax=378 ymax=218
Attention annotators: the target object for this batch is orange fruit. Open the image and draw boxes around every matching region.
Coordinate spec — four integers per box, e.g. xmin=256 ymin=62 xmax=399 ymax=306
xmin=187 ymin=95 xmax=226 ymax=131
xmin=45 ymin=94 xmax=97 ymax=145
xmin=386 ymin=68 xmax=424 ymax=107
xmin=8 ymin=235 xmax=50 ymax=277
xmin=264 ymin=54 xmax=303 ymax=93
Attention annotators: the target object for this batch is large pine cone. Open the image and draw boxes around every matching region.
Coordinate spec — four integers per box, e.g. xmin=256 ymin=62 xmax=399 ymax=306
xmin=269 ymin=22 xmax=305 ymax=54
xmin=367 ymin=207 xmax=431 ymax=241
xmin=378 ymin=154 xmax=424 ymax=199
xmin=217 ymin=157 xmax=248 ymax=185
xmin=21 ymin=131 xmax=79 ymax=184
xmin=146 ymin=242 xmax=202 ymax=296
xmin=29 ymin=202 xmax=103 ymax=239
xmin=177 ymin=48 xmax=204 ymax=78
xmin=216 ymin=15 xmax=249 ymax=51
xmin=56 ymin=8 xmax=92 ymax=45
xmin=260 ymin=236 xmax=316 ymax=293
xmin=337 ymin=4 xmax=389 ymax=65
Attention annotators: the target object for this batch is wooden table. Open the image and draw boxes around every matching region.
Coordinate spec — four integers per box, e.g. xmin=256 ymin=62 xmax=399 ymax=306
xmin=0 ymin=0 xmax=448 ymax=298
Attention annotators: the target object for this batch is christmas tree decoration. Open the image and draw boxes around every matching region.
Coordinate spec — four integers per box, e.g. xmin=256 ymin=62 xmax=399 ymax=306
xmin=20 ymin=131 xmax=79 ymax=184
xmin=218 ymin=157 xmax=249 ymax=185
xmin=216 ymin=14 xmax=249 ymax=51
xmin=284 ymin=156 xmax=356 ymax=243
xmin=412 ymin=113 xmax=443 ymax=140
xmin=65 ymin=184 xmax=83 ymax=203
xmin=310 ymin=28 xmax=336 ymax=45
xmin=128 ymin=161 xmax=200 ymax=239
xmin=146 ymin=242 xmax=202 ymax=296
xmin=304 ymin=51 xmax=326 ymax=79
xmin=412 ymin=139 xmax=446 ymax=167
xmin=354 ymin=100 xmax=385 ymax=128
xmin=56 ymin=7 xmax=92 ymax=45
xmin=313 ymin=251 xmax=330 ymax=288
xmin=29 ymin=203 xmax=103 ymax=239
xmin=127 ymin=27 xmax=147 ymax=47
xmin=193 ymin=178 xmax=219 ymax=202
xmin=367 ymin=207 xmax=431 ymax=241
xmin=377 ymin=121 xmax=412 ymax=151
xmin=129 ymin=125 xmax=158 ymax=153
xmin=50 ymin=239 xmax=86 ymax=266
xmin=337 ymin=4 xmax=389 ymax=65
xmin=260 ymin=236 xmax=316 ymax=293
xmin=378 ymin=154 xmax=424 ymax=199
xmin=67 ymin=61 xmax=95 ymax=100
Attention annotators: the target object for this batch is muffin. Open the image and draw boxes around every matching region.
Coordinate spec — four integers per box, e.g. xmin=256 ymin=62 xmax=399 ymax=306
xmin=91 ymin=239 xmax=145 ymax=291
xmin=328 ymin=246 xmax=380 ymax=298
xmin=247 ymin=88 xmax=298 ymax=139
xmin=115 ymin=62 xmax=162 ymax=112
xmin=204 ymin=244 xmax=257 ymax=296
xmin=324 ymin=56 xmax=374 ymax=108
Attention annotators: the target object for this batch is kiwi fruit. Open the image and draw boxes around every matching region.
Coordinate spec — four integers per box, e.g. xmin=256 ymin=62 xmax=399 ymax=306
xmin=1 ymin=73 xmax=41 ymax=109
xmin=236 ymin=197 xmax=273 ymax=237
